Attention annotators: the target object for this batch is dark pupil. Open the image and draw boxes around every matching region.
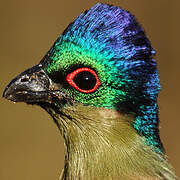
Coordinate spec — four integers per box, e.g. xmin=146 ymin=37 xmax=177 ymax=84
xmin=73 ymin=71 xmax=97 ymax=90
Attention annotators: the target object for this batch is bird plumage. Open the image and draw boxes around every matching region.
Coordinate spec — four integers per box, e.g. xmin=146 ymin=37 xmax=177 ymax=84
xmin=3 ymin=3 xmax=177 ymax=180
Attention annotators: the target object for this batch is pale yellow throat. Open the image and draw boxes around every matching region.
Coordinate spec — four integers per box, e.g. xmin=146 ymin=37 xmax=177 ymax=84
xmin=46 ymin=104 xmax=176 ymax=180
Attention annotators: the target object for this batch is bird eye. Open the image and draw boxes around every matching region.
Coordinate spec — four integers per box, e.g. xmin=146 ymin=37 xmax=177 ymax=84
xmin=66 ymin=67 xmax=101 ymax=93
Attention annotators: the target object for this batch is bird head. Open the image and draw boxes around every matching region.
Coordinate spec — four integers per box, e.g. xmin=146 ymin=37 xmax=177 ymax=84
xmin=3 ymin=2 xmax=163 ymax=160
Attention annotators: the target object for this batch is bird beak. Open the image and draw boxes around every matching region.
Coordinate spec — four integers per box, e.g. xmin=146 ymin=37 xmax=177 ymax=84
xmin=3 ymin=64 xmax=60 ymax=103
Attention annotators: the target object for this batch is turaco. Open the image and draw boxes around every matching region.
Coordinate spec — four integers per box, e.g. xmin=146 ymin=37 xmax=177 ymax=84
xmin=3 ymin=3 xmax=177 ymax=180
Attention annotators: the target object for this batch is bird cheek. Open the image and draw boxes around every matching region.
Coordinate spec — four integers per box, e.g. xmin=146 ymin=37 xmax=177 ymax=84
xmin=99 ymin=108 xmax=122 ymax=119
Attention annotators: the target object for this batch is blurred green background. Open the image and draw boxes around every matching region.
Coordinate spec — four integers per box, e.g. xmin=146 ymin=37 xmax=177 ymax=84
xmin=0 ymin=0 xmax=179 ymax=179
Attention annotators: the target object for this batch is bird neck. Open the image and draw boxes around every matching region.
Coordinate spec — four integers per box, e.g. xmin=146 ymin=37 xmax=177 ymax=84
xmin=45 ymin=104 xmax=175 ymax=180
xmin=133 ymin=103 xmax=164 ymax=153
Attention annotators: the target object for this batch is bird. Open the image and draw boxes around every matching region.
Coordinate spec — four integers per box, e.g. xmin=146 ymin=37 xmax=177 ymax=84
xmin=3 ymin=3 xmax=177 ymax=180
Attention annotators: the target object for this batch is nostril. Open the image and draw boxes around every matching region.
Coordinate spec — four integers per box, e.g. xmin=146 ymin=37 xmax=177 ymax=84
xmin=20 ymin=77 xmax=29 ymax=82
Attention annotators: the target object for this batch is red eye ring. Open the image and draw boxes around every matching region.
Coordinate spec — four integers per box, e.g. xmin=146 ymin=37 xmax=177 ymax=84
xmin=66 ymin=67 xmax=101 ymax=93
